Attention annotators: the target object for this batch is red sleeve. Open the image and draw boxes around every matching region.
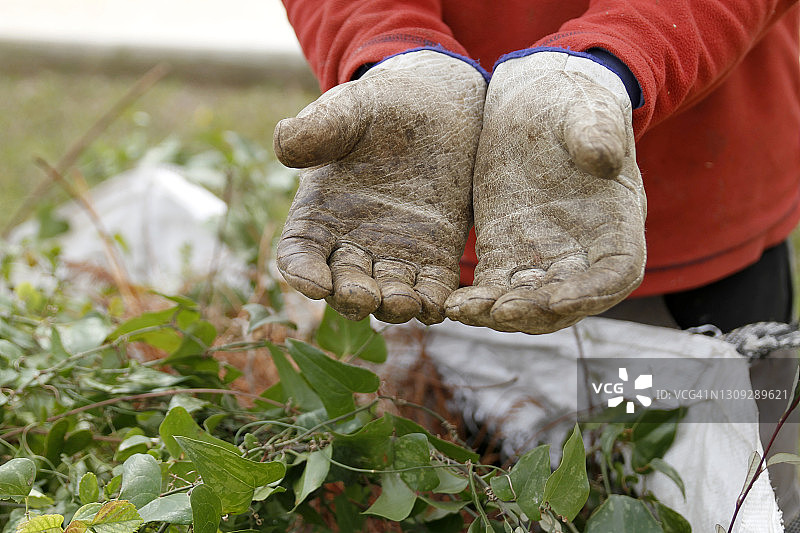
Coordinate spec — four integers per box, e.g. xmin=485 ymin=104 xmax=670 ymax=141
xmin=532 ymin=0 xmax=797 ymax=137
xmin=281 ymin=0 xmax=469 ymax=91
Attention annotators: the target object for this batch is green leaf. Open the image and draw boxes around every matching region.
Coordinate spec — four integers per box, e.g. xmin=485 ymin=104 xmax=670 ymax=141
xmin=334 ymin=414 xmax=477 ymax=473
xmin=0 ymin=458 xmax=36 ymax=502
xmin=650 ymin=458 xmax=685 ymax=499
xmin=496 ymin=444 xmax=551 ymax=521
xmin=788 ymin=365 xmax=800 ymax=414
xmin=363 ymin=473 xmax=416 ymax=521
xmin=175 ymin=436 xmax=285 ymax=514
xmin=160 ymin=320 xmax=217 ymax=365
xmin=539 ymin=512 xmax=563 ymax=533
xmin=390 ymin=415 xmax=478 ymax=464
xmin=168 ymin=394 xmax=209 ymax=414
xmin=600 ymin=423 xmax=625 ymax=464
xmin=190 ymin=484 xmax=222 ymax=533
xmin=394 ymin=433 xmax=438 ymax=491
xmin=114 ymin=435 xmax=152 ymax=462
xmin=767 ymin=452 xmax=800 ymax=467
xmin=294 ymin=446 xmax=332 ymax=507
xmin=656 ymin=502 xmax=691 ymax=533
xmin=242 ymin=303 xmax=295 ymax=333
xmin=78 ymin=473 xmax=99 ymax=505
xmin=26 ymin=489 xmax=55 ymax=509
xmin=268 ymin=344 xmax=323 ymax=411
xmin=113 ymin=365 xmax=185 ymax=394
xmin=543 ymin=425 xmax=589 ymax=522
xmin=466 ymin=518 xmax=493 ymax=533
xmin=418 ymin=495 xmax=468 ymax=516
xmin=585 ymin=494 xmax=662 ymax=533
xmin=63 ymin=429 xmax=93 ymax=456
xmin=44 ymin=418 xmax=70 ymax=466
xmin=630 ymin=409 xmax=684 ymax=470
xmin=55 ymin=315 xmax=110 ymax=355
xmin=490 ymin=475 xmax=514 ymax=502
xmin=333 ymin=415 xmax=395 ymax=469
xmin=64 ymin=521 xmax=88 ymax=533
xmin=15 ymin=514 xmax=64 ymax=533
xmin=434 ymin=466 xmax=469 ymax=494
xmin=72 ymin=503 xmax=103 ymax=522
xmin=334 ymin=492 xmax=364 ymax=532
xmin=742 ymin=451 xmax=761 ymax=496
xmin=87 ymin=500 xmax=144 ymax=533
xmin=159 ymin=406 xmax=240 ymax=459
xmin=286 ymin=339 xmax=379 ymax=418
xmin=104 ymin=475 xmax=121 ymax=500
xmin=252 ymin=485 xmax=286 ymax=501
xmin=137 ymin=493 xmax=192 ymax=524
xmin=118 ymin=454 xmax=161 ymax=509
xmin=316 ymin=305 xmax=387 ymax=363
xmin=109 ymin=307 xmax=185 ymax=352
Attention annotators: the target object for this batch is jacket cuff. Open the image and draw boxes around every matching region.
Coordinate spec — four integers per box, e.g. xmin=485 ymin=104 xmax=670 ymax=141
xmin=495 ymin=47 xmax=643 ymax=109
xmin=356 ymin=46 xmax=490 ymax=83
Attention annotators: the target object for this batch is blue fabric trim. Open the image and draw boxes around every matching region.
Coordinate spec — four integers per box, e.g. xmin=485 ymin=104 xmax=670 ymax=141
xmin=371 ymin=45 xmax=491 ymax=83
xmin=494 ymin=46 xmax=644 ymax=109
xmin=585 ymin=48 xmax=644 ymax=109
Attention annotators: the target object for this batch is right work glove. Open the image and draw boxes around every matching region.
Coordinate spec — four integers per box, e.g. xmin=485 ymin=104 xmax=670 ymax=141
xmin=274 ymin=50 xmax=487 ymax=324
xmin=445 ymin=50 xmax=647 ymax=334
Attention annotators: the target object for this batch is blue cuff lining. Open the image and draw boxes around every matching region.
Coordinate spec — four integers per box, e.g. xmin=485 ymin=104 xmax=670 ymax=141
xmin=585 ymin=48 xmax=644 ymax=110
xmin=495 ymin=46 xmax=644 ymax=109
xmin=370 ymin=45 xmax=491 ymax=83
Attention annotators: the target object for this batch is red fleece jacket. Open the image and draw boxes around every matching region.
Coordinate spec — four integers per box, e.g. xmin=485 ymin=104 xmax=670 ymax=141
xmin=281 ymin=0 xmax=800 ymax=297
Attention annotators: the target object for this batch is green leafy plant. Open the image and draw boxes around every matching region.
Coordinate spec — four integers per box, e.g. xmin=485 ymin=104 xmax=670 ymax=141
xmin=0 ymin=259 xmax=692 ymax=532
xmin=0 ymin=69 xmax=694 ymax=530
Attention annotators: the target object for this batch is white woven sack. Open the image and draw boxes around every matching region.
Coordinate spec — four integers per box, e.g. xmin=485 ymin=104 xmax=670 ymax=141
xmin=379 ymin=317 xmax=783 ymax=532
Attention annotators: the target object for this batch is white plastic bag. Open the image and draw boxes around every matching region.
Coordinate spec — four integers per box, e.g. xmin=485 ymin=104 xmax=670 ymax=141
xmin=11 ymin=165 xmax=247 ymax=293
xmin=379 ymin=317 xmax=783 ymax=531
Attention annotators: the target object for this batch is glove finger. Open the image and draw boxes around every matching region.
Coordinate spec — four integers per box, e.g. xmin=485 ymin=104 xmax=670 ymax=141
xmin=563 ymin=100 xmax=627 ymax=180
xmin=373 ymin=259 xmax=421 ymax=324
xmin=326 ymin=244 xmax=380 ymax=321
xmin=445 ymin=285 xmax=508 ymax=328
xmin=491 ymin=286 xmax=585 ymax=334
xmin=547 ymin=251 xmax=644 ymax=315
xmin=276 ymin=221 xmax=336 ymax=300
xmin=509 ymin=267 xmax=547 ymax=290
xmin=414 ymin=266 xmax=460 ymax=325
xmin=492 ymin=254 xmax=589 ymax=332
xmin=273 ymin=84 xmax=367 ymax=168
xmin=540 ymin=253 xmax=590 ymax=285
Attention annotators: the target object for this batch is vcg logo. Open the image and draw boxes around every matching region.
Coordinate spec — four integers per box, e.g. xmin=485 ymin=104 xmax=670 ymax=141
xmin=591 ymin=368 xmax=653 ymax=413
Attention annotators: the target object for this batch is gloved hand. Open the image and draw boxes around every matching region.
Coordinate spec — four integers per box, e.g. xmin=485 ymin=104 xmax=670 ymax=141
xmin=445 ymin=51 xmax=646 ymax=334
xmin=274 ymin=50 xmax=487 ymax=324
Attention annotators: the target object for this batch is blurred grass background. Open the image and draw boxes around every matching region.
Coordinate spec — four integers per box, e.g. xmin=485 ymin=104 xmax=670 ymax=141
xmin=0 ymin=66 xmax=319 ymax=231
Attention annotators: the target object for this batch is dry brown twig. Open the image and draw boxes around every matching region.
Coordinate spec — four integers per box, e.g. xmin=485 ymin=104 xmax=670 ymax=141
xmin=2 ymin=63 xmax=171 ymax=238
xmin=34 ymin=159 xmax=142 ymax=314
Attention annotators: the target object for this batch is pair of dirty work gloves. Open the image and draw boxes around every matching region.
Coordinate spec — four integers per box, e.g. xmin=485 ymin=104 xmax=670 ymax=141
xmin=273 ymin=49 xmax=646 ymax=334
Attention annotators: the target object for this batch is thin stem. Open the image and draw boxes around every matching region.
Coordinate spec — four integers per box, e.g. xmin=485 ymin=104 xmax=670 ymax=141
xmin=0 ymin=388 xmax=287 ymax=441
xmin=467 ymin=461 xmax=492 ymax=529
xmin=269 ymin=399 xmax=380 ymax=450
xmin=728 ymin=391 xmax=800 ymax=532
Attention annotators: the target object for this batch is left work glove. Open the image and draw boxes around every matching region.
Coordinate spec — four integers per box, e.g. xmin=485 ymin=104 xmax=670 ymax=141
xmin=274 ymin=50 xmax=487 ymax=324
xmin=445 ymin=51 xmax=646 ymax=334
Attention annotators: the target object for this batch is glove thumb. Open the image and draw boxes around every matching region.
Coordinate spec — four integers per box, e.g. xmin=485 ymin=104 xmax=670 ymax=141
xmin=273 ymin=84 xmax=368 ymax=168
xmin=563 ymin=98 xmax=628 ymax=180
